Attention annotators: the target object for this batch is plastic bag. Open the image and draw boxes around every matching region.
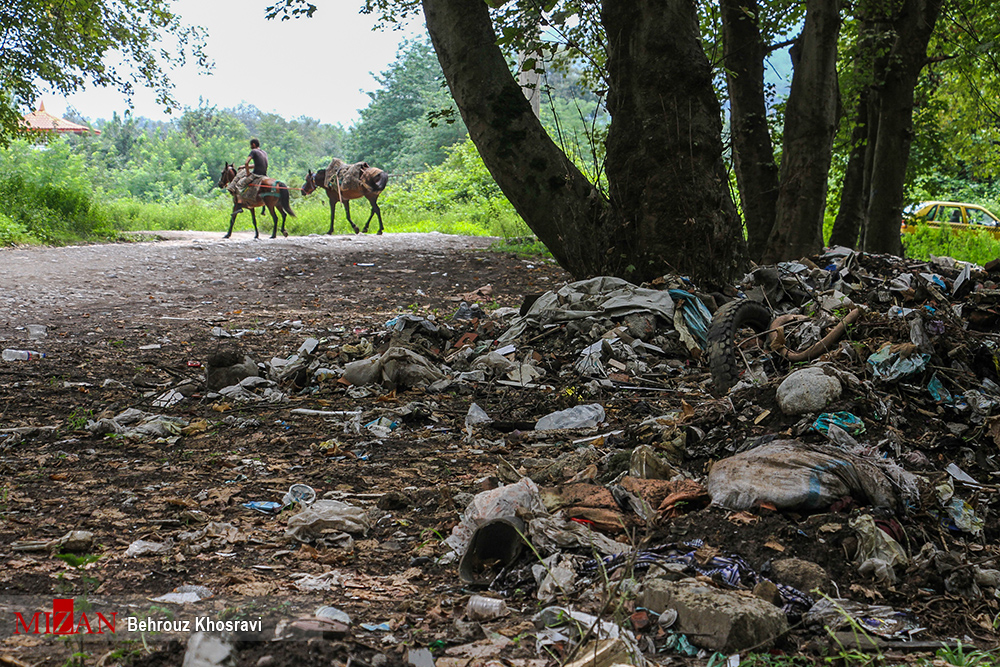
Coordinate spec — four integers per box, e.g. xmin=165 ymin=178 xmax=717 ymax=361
xmin=285 ymin=499 xmax=371 ymax=542
xmin=535 ymin=403 xmax=605 ymax=430
xmin=867 ymin=343 xmax=930 ymax=382
xmin=706 ymin=440 xmax=899 ymax=511
xmin=812 ymin=411 xmax=866 ymax=435
xmin=850 ymin=514 xmax=908 ymax=585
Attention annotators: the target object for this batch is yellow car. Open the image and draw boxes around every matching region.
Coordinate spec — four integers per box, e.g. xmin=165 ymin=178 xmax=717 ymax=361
xmin=901 ymin=200 xmax=1000 ymax=238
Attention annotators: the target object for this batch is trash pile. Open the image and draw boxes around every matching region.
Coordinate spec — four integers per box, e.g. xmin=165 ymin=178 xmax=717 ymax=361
xmin=5 ymin=245 xmax=1000 ymax=666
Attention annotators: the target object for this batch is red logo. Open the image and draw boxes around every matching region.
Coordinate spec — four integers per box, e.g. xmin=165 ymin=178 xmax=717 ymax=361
xmin=14 ymin=599 xmax=116 ymax=635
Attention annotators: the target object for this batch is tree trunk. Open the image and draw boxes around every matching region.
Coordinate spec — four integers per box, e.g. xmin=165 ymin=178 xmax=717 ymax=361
xmin=423 ymin=0 xmax=746 ymax=285
xmin=828 ymin=88 xmax=871 ymax=248
xmin=863 ymin=0 xmax=943 ymax=254
xmin=422 ymin=0 xmax=612 ymax=279
xmin=761 ymin=0 xmax=841 ymax=264
xmin=601 ymin=0 xmax=747 ymax=285
xmin=857 ymin=94 xmax=879 ymax=246
xmin=830 ymin=47 xmax=872 ymax=248
xmin=829 ymin=13 xmax=883 ymax=249
xmin=720 ymin=0 xmax=779 ymax=263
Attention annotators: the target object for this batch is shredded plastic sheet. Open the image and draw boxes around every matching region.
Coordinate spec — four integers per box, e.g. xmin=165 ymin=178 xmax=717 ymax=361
xmin=867 ymin=343 xmax=931 ymax=382
xmin=668 ymin=289 xmax=713 ymax=349
xmin=935 ymin=479 xmax=985 ymax=535
xmin=498 ymin=277 xmax=676 ymax=343
xmin=812 ymin=411 xmax=866 ymax=435
xmin=928 ymin=372 xmax=954 ymax=404
xmin=285 ymin=499 xmax=371 ymax=542
xmin=804 ymin=598 xmax=922 ymax=639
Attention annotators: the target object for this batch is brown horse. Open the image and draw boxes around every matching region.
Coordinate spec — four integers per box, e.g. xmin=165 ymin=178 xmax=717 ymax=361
xmin=216 ymin=163 xmax=296 ymax=239
xmin=301 ymin=163 xmax=389 ymax=235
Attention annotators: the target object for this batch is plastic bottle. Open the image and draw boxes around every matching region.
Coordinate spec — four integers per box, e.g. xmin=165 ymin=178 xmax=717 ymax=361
xmin=2 ymin=349 xmax=45 ymax=361
xmin=534 ymin=403 xmax=606 ymax=431
xmin=466 ymin=595 xmax=509 ymax=621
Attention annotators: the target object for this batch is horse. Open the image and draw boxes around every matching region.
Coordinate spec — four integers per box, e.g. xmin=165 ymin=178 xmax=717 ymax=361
xmin=216 ymin=163 xmax=296 ymax=239
xmin=301 ymin=162 xmax=389 ymax=235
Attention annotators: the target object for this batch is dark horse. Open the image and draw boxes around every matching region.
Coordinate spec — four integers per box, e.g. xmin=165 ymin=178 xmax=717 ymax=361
xmin=217 ymin=163 xmax=296 ymax=239
xmin=301 ymin=163 xmax=389 ymax=235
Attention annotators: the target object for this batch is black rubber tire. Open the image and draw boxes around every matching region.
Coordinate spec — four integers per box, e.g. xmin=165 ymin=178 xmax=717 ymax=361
xmin=706 ymin=299 xmax=773 ymax=395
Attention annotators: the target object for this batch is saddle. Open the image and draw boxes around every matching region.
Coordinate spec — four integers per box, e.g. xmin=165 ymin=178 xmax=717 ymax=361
xmin=234 ymin=166 xmax=274 ymax=206
xmin=324 ymin=159 xmax=370 ymax=191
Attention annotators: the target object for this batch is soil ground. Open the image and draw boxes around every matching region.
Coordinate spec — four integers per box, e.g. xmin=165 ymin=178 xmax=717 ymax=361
xmin=0 ymin=231 xmax=996 ymax=666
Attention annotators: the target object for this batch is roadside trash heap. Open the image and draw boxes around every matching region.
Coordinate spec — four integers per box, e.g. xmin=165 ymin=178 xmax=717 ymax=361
xmin=46 ymin=247 xmax=1000 ymax=666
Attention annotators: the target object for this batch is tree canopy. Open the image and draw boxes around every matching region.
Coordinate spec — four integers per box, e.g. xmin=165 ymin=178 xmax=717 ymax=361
xmin=0 ymin=0 xmax=208 ymax=146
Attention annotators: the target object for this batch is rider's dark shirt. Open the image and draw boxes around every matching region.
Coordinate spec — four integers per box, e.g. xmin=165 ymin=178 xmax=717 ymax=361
xmin=249 ymin=148 xmax=268 ymax=176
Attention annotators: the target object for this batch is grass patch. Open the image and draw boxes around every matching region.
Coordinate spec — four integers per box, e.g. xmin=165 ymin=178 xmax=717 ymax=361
xmin=488 ymin=236 xmax=552 ymax=258
xmin=103 ymin=187 xmax=535 ymax=240
xmin=902 ymin=222 xmax=1000 ymax=265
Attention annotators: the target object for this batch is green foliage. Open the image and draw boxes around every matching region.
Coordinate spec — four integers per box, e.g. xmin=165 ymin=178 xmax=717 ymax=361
xmin=347 ymin=37 xmax=467 ymax=172
xmin=933 ymin=642 xmax=998 ymax=667
xmin=490 ymin=237 xmax=552 ymax=258
xmin=737 ymin=655 xmax=813 ymax=667
xmin=0 ymin=138 xmax=117 ymax=244
xmin=0 ymin=0 xmax=208 ymax=146
xmin=902 ymin=222 xmax=1000 ymax=265
xmin=56 ymin=553 xmax=102 ymax=569
xmin=382 ymin=138 xmax=530 ymax=238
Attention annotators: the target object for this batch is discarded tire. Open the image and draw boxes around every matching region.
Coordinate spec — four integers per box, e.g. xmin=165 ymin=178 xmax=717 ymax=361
xmin=706 ymin=299 xmax=773 ymax=395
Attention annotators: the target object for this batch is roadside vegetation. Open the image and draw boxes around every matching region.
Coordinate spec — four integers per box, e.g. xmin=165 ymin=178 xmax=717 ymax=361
xmin=1 ymin=32 xmax=998 ymax=267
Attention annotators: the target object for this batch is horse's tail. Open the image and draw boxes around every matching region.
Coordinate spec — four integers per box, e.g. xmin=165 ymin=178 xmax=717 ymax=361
xmin=278 ymin=182 xmax=296 ymax=217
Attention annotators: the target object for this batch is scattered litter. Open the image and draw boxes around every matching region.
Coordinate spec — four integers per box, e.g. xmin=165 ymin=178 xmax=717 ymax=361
xmin=285 ymin=499 xmax=372 ymax=544
xmin=466 ymin=595 xmax=510 ymax=621
xmin=535 ymin=403 xmax=605 ymax=430
xmin=150 ymin=584 xmax=214 ymax=604
xmin=125 ymin=539 xmax=172 ymax=557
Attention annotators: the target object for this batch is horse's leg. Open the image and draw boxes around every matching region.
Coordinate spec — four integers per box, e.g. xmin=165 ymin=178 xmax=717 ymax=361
xmin=373 ymin=199 xmax=384 ymax=235
xmin=280 ymin=211 xmax=288 ymax=238
xmin=224 ymin=200 xmax=239 ymax=239
xmin=326 ymin=196 xmax=337 ymax=235
xmin=343 ymin=200 xmax=361 ymax=234
xmin=361 ymin=194 xmax=381 ymax=234
xmin=267 ymin=202 xmax=280 ymax=239
xmin=250 ymin=208 xmax=259 ymax=239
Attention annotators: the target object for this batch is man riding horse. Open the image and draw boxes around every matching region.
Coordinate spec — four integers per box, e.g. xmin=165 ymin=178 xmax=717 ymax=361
xmin=227 ymin=138 xmax=268 ymax=208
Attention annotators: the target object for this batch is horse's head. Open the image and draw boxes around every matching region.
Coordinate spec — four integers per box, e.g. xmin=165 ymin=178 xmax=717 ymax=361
xmin=301 ymin=169 xmax=316 ymax=196
xmin=217 ymin=163 xmax=236 ymax=189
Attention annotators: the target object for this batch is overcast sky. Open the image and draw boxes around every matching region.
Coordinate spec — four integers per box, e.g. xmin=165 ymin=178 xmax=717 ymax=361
xmin=40 ymin=0 xmax=424 ymax=128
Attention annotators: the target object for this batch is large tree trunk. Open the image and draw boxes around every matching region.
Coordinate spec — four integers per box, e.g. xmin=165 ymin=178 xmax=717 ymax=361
xmin=828 ymin=87 xmax=872 ymax=248
xmin=863 ymin=0 xmax=943 ymax=254
xmin=422 ymin=0 xmax=611 ymax=278
xmin=857 ymin=95 xmax=880 ymax=246
xmin=720 ymin=0 xmax=779 ymax=263
xmin=422 ymin=0 xmax=747 ymax=285
xmin=761 ymin=0 xmax=841 ymax=264
xmin=601 ymin=0 xmax=747 ymax=285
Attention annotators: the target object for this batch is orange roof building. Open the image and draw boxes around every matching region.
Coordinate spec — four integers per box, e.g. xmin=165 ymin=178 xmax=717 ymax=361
xmin=21 ymin=101 xmax=100 ymax=134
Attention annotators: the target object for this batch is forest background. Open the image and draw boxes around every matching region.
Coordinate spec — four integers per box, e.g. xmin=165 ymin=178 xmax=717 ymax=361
xmin=2 ymin=9 xmax=1000 ymax=267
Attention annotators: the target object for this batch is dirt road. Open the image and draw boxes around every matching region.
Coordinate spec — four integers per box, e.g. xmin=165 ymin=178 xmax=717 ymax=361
xmin=0 ymin=231 xmax=558 ymax=337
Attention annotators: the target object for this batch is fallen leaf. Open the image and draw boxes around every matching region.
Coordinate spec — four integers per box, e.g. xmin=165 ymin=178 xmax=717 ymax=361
xmin=727 ymin=511 xmax=759 ymax=526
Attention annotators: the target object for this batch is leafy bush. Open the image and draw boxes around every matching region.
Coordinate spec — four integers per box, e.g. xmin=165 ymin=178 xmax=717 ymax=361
xmin=0 ymin=211 xmax=28 ymax=246
xmin=0 ymin=139 xmax=117 ymax=244
xmin=382 ymin=138 xmax=532 ymax=239
xmin=902 ymin=222 xmax=1000 ymax=265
